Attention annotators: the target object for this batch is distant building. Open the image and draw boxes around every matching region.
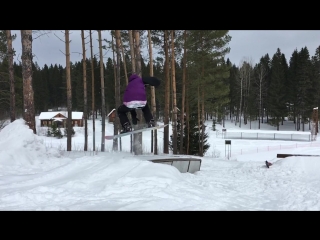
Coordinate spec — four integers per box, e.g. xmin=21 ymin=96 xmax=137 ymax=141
xmin=39 ymin=111 xmax=84 ymax=127
xmin=107 ymin=109 xmax=116 ymax=123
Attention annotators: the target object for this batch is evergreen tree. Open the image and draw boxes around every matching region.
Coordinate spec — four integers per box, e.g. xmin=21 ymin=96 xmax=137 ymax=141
xmin=252 ymin=54 xmax=270 ymax=128
xmin=105 ymin=57 xmax=115 ymax=112
xmin=0 ymin=63 xmax=10 ymax=115
xmin=227 ymin=62 xmax=240 ymax=122
xmin=21 ymin=30 xmax=36 ymax=134
xmin=247 ymin=66 xmax=259 ymax=127
xmin=296 ymin=47 xmax=313 ymax=131
xmin=261 ymin=54 xmax=271 ymax=123
xmin=32 ymin=62 xmax=46 ymax=114
xmin=170 ymin=112 xmax=210 ymax=155
xmin=288 ymin=49 xmax=299 ymax=122
xmin=281 ymin=53 xmax=289 ymax=125
xmin=0 ymin=30 xmax=7 ymax=61
xmin=268 ymin=48 xmax=287 ymax=130
xmin=69 ymin=61 xmax=85 ymax=111
xmin=12 ymin=62 xmax=23 ymax=117
xmin=310 ymin=46 xmax=320 ymax=109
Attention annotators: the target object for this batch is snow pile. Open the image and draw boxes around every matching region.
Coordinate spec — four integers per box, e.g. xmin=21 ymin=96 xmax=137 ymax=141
xmin=0 ymin=119 xmax=62 ymax=167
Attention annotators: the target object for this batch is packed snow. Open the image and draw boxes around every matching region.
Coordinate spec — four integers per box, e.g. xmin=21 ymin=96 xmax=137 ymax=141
xmin=0 ymin=116 xmax=320 ymax=210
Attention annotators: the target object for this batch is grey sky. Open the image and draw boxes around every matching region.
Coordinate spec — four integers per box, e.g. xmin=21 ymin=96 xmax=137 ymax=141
xmin=11 ymin=30 xmax=320 ymax=68
xmin=12 ymin=30 xmax=114 ymax=68
xmin=226 ymin=30 xmax=320 ymax=65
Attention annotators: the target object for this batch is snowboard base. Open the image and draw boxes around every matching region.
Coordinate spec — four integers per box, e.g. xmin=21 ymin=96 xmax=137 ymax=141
xmin=105 ymin=124 xmax=168 ymax=140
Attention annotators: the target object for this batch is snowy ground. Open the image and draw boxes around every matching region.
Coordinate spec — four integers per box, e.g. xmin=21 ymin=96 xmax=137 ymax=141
xmin=0 ymin=116 xmax=319 ymax=210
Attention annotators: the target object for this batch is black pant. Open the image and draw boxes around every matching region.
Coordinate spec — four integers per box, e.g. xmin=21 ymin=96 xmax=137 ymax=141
xmin=117 ymin=103 xmax=153 ymax=127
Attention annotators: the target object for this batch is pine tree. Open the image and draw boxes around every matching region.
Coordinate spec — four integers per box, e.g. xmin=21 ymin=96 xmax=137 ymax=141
xmin=227 ymin=62 xmax=240 ymax=123
xmin=186 ymin=30 xmax=231 ymax=156
xmin=20 ymin=30 xmax=36 ymax=134
xmin=310 ymin=46 xmax=320 ymax=109
xmin=170 ymin=112 xmax=210 ymax=156
xmin=5 ymin=30 xmax=16 ymax=122
xmin=296 ymin=47 xmax=312 ymax=131
xmin=267 ymin=48 xmax=287 ymax=130
xmin=0 ymin=30 xmax=7 ymax=61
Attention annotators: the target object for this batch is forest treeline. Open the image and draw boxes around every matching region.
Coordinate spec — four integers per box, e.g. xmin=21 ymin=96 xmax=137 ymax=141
xmin=1 ymin=30 xmax=320 ymax=156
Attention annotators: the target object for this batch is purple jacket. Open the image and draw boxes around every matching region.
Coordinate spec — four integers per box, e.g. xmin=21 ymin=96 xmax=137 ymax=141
xmin=123 ymin=74 xmax=147 ymax=108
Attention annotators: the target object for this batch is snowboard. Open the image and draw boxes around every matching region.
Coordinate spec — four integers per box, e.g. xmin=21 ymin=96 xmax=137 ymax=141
xmin=105 ymin=124 xmax=168 ymax=140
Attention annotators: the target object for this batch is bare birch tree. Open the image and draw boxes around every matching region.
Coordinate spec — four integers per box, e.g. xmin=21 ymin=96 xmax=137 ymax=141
xmin=6 ymin=30 xmax=15 ymax=122
xmin=20 ymin=30 xmax=36 ymax=134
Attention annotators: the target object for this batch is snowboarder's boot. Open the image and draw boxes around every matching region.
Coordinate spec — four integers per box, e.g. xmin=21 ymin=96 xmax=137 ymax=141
xmin=121 ymin=122 xmax=132 ymax=133
xmin=148 ymin=119 xmax=155 ymax=128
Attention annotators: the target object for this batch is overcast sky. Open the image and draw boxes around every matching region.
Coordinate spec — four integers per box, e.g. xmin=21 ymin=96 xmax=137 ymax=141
xmin=11 ymin=30 xmax=320 ymax=68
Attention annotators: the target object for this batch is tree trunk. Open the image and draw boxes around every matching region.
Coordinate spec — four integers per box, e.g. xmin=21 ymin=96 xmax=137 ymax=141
xmin=239 ymin=75 xmax=243 ymax=128
xmin=171 ymin=31 xmax=178 ymax=154
xmin=133 ymin=30 xmax=143 ymax=155
xmin=65 ymin=30 xmax=72 ymax=151
xmin=119 ymin=31 xmax=128 ymax=151
xmin=115 ymin=30 xmax=122 ymax=151
xmin=89 ymin=30 xmax=96 ymax=151
xmin=148 ymin=30 xmax=158 ymax=155
xmin=6 ymin=30 xmax=15 ymax=122
xmin=200 ymin=76 xmax=204 ymax=156
xmin=20 ymin=30 xmax=36 ymax=134
xmin=186 ymin=71 xmax=190 ymax=154
xmin=120 ymin=33 xmax=128 ymax=85
xmin=200 ymin=33 xmax=204 ymax=157
xmin=197 ymin=85 xmax=201 ymax=155
xmin=163 ymin=30 xmax=170 ymax=154
xmin=98 ymin=30 xmax=106 ymax=152
xmin=201 ymin=85 xmax=205 ymax=157
xmin=81 ymin=30 xmax=88 ymax=151
xmin=112 ymin=33 xmax=119 ymax=151
xmin=180 ymin=30 xmax=187 ymax=154
xmin=128 ymin=30 xmax=135 ymax=153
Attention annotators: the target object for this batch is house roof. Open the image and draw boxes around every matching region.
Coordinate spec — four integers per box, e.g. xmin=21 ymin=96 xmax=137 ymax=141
xmin=39 ymin=111 xmax=83 ymax=120
xmin=107 ymin=109 xmax=116 ymax=117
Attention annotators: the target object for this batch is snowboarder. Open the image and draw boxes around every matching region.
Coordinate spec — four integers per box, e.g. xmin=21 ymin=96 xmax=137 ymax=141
xmin=265 ymin=160 xmax=273 ymax=168
xmin=117 ymin=74 xmax=160 ymax=133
